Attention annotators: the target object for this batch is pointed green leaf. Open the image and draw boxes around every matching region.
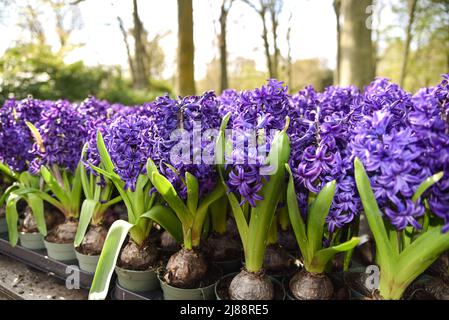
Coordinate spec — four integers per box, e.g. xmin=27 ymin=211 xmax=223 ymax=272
xmin=285 ymin=164 xmax=309 ymax=262
xmin=354 ymin=158 xmax=395 ymax=268
xmin=307 ymin=180 xmax=336 ymax=255
xmin=412 ymin=171 xmax=444 ymax=203
xmin=186 ymin=172 xmax=199 ymax=214
xmin=139 ymin=205 xmax=183 ymax=244
xmin=74 ymin=199 xmax=99 ymax=247
xmin=5 ymin=192 xmax=20 ymax=246
xmin=26 ymin=193 xmax=46 ymax=236
xmin=311 ymin=237 xmax=360 ymax=273
xmin=40 ymin=166 xmax=70 ymax=205
xmin=89 ymin=220 xmax=133 ymax=300
xmin=96 ymin=130 xmax=115 ymax=174
xmin=147 ymin=159 xmax=194 ymax=228
xmin=225 ymin=188 xmax=248 ymax=253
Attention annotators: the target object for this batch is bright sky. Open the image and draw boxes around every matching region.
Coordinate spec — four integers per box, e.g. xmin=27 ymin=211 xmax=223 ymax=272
xmin=0 ymin=0 xmax=398 ymax=80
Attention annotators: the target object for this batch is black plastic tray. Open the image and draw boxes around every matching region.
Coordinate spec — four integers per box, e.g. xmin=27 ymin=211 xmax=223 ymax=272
xmin=112 ymin=281 xmax=163 ymax=300
xmin=0 ymin=232 xmax=94 ymax=290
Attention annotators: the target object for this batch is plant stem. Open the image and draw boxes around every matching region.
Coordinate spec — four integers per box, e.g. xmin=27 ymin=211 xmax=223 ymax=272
xmin=267 ymin=216 xmax=278 ymax=245
xmin=210 ymin=195 xmax=228 ymax=234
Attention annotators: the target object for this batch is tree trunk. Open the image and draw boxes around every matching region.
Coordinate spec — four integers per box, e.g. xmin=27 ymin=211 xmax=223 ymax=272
xmin=117 ymin=16 xmax=136 ymax=85
xmin=132 ymin=0 xmax=149 ymax=90
xmin=286 ymin=14 xmax=293 ymax=91
xmin=261 ymin=7 xmax=274 ymax=79
xmin=333 ymin=0 xmax=341 ymax=85
xmin=339 ymin=0 xmax=374 ymax=88
xmin=219 ymin=1 xmax=229 ymax=93
xmin=270 ymin=7 xmax=279 ymax=79
xmin=399 ymin=0 xmax=418 ymax=87
xmin=177 ymin=0 xmax=196 ymax=96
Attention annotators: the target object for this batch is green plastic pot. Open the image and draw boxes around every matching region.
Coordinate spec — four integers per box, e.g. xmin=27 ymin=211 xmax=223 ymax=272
xmin=19 ymin=232 xmax=45 ymax=250
xmin=0 ymin=218 xmax=6 ymax=234
xmin=215 ymin=272 xmax=286 ymax=300
xmin=115 ymin=266 xmax=159 ymax=292
xmin=44 ymin=240 xmax=76 ymax=261
xmin=158 ymin=274 xmax=218 ymax=300
xmin=75 ymin=250 xmax=100 ymax=273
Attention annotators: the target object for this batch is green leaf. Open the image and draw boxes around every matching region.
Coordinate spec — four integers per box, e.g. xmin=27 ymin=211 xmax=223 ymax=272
xmin=225 ymin=189 xmax=249 ymax=253
xmin=412 ymin=171 xmax=444 ymax=203
xmin=5 ymin=192 xmax=20 ymax=246
xmin=0 ymin=184 xmax=19 ymax=208
xmin=307 ymin=180 xmax=336 ymax=255
xmin=210 ymin=195 xmax=228 ymax=234
xmin=147 ymin=161 xmax=192 ymax=226
xmin=74 ymin=199 xmax=99 ymax=247
xmin=192 ymin=184 xmax=225 ymax=247
xmin=139 ymin=205 xmax=183 ymax=243
xmin=80 ymin=143 xmax=93 ymax=199
xmin=89 ymin=220 xmax=133 ymax=300
xmin=246 ymin=127 xmax=291 ymax=272
xmin=40 ymin=166 xmax=70 ymax=206
xmin=26 ymin=193 xmax=46 ymax=236
xmin=214 ymin=112 xmax=231 ymax=167
xmin=0 ymin=162 xmax=17 ymax=180
xmin=312 ymin=237 xmax=360 ymax=273
xmin=285 ymin=164 xmax=309 ymax=263
xmin=354 ymin=158 xmax=395 ymax=268
xmin=70 ymin=163 xmax=83 ymax=217
xmin=186 ymin=172 xmax=199 ymax=214
xmin=96 ymin=130 xmax=115 ymax=174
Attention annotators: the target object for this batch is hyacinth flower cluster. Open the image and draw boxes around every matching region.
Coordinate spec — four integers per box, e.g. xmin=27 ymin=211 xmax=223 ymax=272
xmin=221 ymin=80 xmax=290 ymax=208
xmin=0 ymin=98 xmax=46 ymax=246
xmin=0 ymin=98 xmax=43 ymax=173
xmin=148 ymin=92 xmax=222 ymax=200
xmin=215 ymin=80 xmax=292 ymax=300
xmin=89 ymin=111 xmax=180 ymax=300
xmin=408 ymin=78 xmax=449 ymax=232
xmin=353 ymin=75 xmax=449 ymax=300
xmin=284 ymin=85 xmax=361 ymax=300
xmin=145 ymin=92 xmax=230 ymax=290
xmin=288 ymin=85 xmax=362 ymax=237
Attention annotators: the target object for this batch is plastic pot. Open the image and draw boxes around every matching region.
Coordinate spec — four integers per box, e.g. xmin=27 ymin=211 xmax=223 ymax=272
xmin=19 ymin=232 xmax=45 ymax=250
xmin=115 ymin=266 xmax=159 ymax=292
xmin=215 ymin=272 xmax=286 ymax=300
xmin=158 ymin=275 xmax=217 ymax=300
xmin=0 ymin=217 xmax=6 ymax=234
xmin=75 ymin=250 xmax=100 ymax=273
xmin=44 ymin=240 xmax=76 ymax=261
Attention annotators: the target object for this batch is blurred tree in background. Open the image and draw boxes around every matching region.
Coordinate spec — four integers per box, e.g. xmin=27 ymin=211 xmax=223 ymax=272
xmin=0 ymin=0 xmax=447 ymax=104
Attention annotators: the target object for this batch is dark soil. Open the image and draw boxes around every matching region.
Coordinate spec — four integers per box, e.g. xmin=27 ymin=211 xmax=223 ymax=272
xmin=217 ymin=272 xmax=284 ymax=300
xmin=0 ymin=206 xmax=5 ymax=219
xmin=45 ymin=219 xmax=78 ymax=244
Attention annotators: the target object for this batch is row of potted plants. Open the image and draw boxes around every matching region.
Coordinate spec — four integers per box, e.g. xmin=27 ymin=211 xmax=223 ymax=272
xmin=0 ymin=74 xmax=448 ymax=300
